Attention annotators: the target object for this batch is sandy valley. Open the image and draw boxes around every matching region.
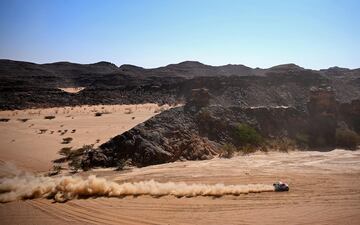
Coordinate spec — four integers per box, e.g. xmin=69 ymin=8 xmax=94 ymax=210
xmin=1 ymin=1 xmax=360 ymax=224
xmin=0 ymin=149 xmax=359 ymax=225
xmin=0 ymin=105 xmax=359 ymax=224
xmin=0 ymin=104 xmax=168 ymax=172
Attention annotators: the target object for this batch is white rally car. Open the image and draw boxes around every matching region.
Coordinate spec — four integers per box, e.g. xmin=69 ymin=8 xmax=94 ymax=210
xmin=273 ymin=181 xmax=289 ymax=192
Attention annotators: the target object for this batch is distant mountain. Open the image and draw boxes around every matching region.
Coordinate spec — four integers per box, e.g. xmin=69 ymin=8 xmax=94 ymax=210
xmin=0 ymin=59 xmax=359 ymax=110
xmin=2 ymin=59 xmax=359 ymax=85
xmin=119 ymin=61 xmax=254 ymax=78
xmin=0 ymin=59 xmax=120 ymax=87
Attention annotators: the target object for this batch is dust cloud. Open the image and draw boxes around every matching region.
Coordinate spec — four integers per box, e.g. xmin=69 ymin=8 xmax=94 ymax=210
xmin=0 ymin=173 xmax=274 ymax=203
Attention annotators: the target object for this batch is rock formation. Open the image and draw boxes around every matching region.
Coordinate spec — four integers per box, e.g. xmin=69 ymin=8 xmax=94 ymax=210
xmin=307 ymin=86 xmax=338 ymax=147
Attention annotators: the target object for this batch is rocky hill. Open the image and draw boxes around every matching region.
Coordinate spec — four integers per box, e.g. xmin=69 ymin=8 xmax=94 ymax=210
xmin=0 ymin=59 xmax=359 ymax=110
xmin=1 ymin=59 xmax=359 ymax=169
xmin=81 ymin=88 xmax=360 ymax=169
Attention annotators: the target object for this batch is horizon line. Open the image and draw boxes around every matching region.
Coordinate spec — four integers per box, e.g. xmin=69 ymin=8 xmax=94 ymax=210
xmin=1 ymin=58 xmax=359 ymax=71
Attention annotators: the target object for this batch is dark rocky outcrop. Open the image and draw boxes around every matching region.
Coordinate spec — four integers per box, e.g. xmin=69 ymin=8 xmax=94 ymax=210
xmin=307 ymin=86 xmax=338 ymax=147
xmin=83 ymin=107 xmax=219 ymax=168
xmin=339 ymin=99 xmax=360 ymax=133
xmin=1 ymin=60 xmax=359 ymax=110
xmin=81 ymin=84 xmax=359 ymax=168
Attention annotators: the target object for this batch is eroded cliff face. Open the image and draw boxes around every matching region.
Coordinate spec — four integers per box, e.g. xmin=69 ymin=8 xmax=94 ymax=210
xmin=82 ymin=87 xmax=358 ymax=169
xmin=339 ymin=99 xmax=360 ymax=133
xmin=307 ymin=87 xmax=338 ymax=147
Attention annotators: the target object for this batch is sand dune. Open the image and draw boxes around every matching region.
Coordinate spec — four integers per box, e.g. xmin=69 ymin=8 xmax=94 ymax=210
xmin=0 ymin=104 xmax=169 ymax=172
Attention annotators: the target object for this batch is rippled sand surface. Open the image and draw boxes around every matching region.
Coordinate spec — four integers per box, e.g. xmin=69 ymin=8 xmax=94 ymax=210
xmin=1 ymin=150 xmax=360 ymax=225
xmin=0 ymin=104 xmax=166 ymax=172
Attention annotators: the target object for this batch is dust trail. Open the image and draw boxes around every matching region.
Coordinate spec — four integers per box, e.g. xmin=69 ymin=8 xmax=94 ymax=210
xmin=0 ymin=174 xmax=275 ymax=203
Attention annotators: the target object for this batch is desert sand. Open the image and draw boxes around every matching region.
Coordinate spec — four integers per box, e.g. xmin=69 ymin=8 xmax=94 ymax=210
xmin=0 ymin=150 xmax=359 ymax=225
xmin=0 ymin=105 xmax=359 ymax=225
xmin=0 ymin=104 xmax=169 ymax=172
xmin=58 ymin=87 xmax=86 ymax=93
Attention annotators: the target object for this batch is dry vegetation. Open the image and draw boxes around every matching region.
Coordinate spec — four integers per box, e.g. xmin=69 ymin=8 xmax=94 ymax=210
xmin=336 ymin=129 xmax=360 ymax=150
xmin=219 ymin=124 xmax=299 ymax=158
xmin=17 ymin=118 xmax=29 ymax=122
xmin=124 ymin=107 xmax=134 ymax=114
xmin=61 ymin=137 xmax=73 ymax=144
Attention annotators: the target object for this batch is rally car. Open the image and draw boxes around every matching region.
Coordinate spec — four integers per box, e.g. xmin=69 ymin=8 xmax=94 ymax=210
xmin=273 ymin=181 xmax=289 ymax=192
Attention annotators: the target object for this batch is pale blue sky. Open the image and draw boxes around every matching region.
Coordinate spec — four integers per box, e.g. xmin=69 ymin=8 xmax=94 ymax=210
xmin=0 ymin=0 xmax=359 ymax=69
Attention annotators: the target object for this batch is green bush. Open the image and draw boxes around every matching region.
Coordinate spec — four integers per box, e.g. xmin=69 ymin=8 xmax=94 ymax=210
xmin=336 ymin=129 xmax=359 ymax=150
xmin=234 ymin=123 xmax=262 ymax=146
xmin=220 ymin=143 xmax=236 ymax=158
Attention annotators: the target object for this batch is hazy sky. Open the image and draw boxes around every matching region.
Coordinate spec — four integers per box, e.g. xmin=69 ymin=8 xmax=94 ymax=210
xmin=0 ymin=0 xmax=359 ymax=69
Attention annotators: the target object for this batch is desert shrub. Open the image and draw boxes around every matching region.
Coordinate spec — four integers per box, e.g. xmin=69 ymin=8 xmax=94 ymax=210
xmin=17 ymin=118 xmax=29 ymax=122
xmin=71 ymin=144 xmax=94 ymax=157
xmin=94 ymin=112 xmax=103 ymax=117
xmin=124 ymin=108 xmax=134 ymax=114
xmin=234 ymin=123 xmax=262 ymax=146
xmin=48 ymin=164 xmax=62 ymax=176
xmin=295 ymin=133 xmax=309 ymax=148
xmin=44 ymin=115 xmax=56 ymax=120
xmin=58 ymin=147 xmax=72 ymax=156
xmin=115 ymin=159 xmax=132 ymax=171
xmin=259 ymin=144 xmax=268 ymax=152
xmin=0 ymin=118 xmax=10 ymax=122
xmin=240 ymin=144 xmax=257 ymax=154
xmin=116 ymin=159 xmax=127 ymax=170
xmin=95 ymin=111 xmax=110 ymax=117
xmin=336 ymin=129 xmax=359 ymax=150
xmin=278 ymin=138 xmax=295 ymax=152
xmin=65 ymin=145 xmax=95 ymax=172
xmin=61 ymin=137 xmax=73 ymax=144
xmin=154 ymin=105 xmax=169 ymax=113
xmin=68 ymin=157 xmax=82 ymax=172
xmin=267 ymin=138 xmax=296 ymax=152
xmin=39 ymin=129 xmax=47 ymax=134
xmin=220 ymin=143 xmax=236 ymax=158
